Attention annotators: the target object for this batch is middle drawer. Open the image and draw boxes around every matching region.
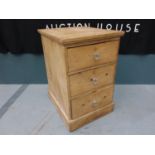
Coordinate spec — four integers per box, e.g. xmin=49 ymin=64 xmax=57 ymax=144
xmin=69 ymin=64 xmax=116 ymax=97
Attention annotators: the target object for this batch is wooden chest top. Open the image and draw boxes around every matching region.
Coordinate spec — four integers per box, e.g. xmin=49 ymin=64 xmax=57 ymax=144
xmin=38 ymin=27 xmax=124 ymax=46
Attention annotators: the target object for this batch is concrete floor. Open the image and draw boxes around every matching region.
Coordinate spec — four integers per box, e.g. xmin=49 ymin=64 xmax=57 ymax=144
xmin=0 ymin=84 xmax=155 ymax=135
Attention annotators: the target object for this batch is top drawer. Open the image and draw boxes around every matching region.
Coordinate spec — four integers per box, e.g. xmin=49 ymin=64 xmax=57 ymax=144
xmin=67 ymin=40 xmax=120 ymax=72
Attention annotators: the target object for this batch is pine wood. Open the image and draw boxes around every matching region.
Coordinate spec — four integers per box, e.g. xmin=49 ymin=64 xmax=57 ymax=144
xmin=41 ymin=36 xmax=71 ymax=118
xmin=71 ymin=85 xmax=114 ymax=119
xmin=69 ymin=64 xmax=116 ymax=97
xmin=38 ymin=27 xmax=124 ymax=47
xmin=48 ymin=90 xmax=114 ymax=131
xmin=38 ymin=27 xmax=124 ymax=131
xmin=67 ymin=40 xmax=119 ymax=72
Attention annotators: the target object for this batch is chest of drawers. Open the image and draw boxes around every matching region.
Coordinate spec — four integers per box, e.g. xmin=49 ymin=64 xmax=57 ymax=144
xmin=38 ymin=27 xmax=124 ymax=131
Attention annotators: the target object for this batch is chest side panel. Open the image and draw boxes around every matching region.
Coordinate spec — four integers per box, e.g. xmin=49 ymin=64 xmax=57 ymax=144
xmin=41 ymin=36 xmax=71 ymax=118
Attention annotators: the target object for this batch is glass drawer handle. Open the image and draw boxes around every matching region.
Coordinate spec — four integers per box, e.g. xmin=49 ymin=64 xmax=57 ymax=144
xmin=93 ymin=52 xmax=101 ymax=60
xmin=91 ymin=100 xmax=98 ymax=108
xmin=90 ymin=77 xmax=97 ymax=85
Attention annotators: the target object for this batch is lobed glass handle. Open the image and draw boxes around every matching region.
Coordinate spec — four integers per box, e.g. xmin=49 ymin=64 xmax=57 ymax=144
xmin=93 ymin=52 xmax=101 ymax=60
xmin=91 ymin=100 xmax=98 ymax=108
xmin=90 ymin=77 xmax=97 ymax=85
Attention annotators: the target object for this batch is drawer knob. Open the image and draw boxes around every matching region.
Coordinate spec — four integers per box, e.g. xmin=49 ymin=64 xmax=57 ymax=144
xmin=90 ymin=77 xmax=97 ymax=85
xmin=105 ymin=73 xmax=109 ymax=76
xmin=93 ymin=52 xmax=101 ymax=60
xmin=91 ymin=100 xmax=98 ymax=108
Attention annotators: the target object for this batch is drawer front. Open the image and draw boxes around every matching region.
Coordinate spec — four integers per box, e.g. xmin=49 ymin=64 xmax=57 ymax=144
xmin=71 ymin=85 xmax=114 ymax=119
xmin=67 ymin=40 xmax=119 ymax=72
xmin=69 ymin=64 xmax=116 ymax=97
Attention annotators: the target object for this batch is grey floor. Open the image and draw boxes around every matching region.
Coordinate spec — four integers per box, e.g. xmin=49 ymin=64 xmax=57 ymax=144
xmin=0 ymin=84 xmax=155 ymax=135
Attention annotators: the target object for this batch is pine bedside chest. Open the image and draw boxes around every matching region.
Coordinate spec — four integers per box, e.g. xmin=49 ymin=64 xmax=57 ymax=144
xmin=38 ymin=27 xmax=124 ymax=131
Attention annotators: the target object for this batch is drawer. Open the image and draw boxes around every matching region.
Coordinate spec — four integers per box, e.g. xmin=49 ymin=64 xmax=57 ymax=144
xmin=67 ymin=40 xmax=119 ymax=72
xmin=71 ymin=85 xmax=114 ymax=119
xmin=69 ymin=64 xmax=116 ymax=97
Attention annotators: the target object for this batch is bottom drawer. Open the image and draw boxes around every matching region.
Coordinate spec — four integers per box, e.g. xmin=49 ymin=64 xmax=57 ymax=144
xmin=71 ymin=85 xmax=114 ymax=119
